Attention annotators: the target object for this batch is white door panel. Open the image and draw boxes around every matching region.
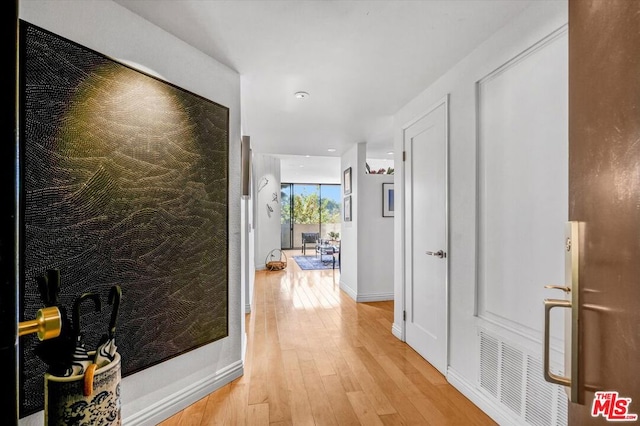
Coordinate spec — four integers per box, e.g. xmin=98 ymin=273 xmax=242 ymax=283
xmin=404 ymin=99 xmax=448 ymax=375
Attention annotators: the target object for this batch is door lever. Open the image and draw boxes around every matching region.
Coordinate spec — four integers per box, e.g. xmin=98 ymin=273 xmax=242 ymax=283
xmin=544 ymin=285 xmax=571 ymax=293
xmin=426 ymin=250 xmax=446 ymax=258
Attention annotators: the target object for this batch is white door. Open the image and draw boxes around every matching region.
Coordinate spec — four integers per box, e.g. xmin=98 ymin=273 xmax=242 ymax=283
xmin=404 ymin=98 xmax=448 ymax=375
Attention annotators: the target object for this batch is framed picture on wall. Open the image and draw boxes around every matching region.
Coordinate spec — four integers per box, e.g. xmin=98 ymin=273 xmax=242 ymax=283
xmin=344 ymin=195 xmax=352 ymax=221
xmin=343 ymin=167 xmax=352 ymax=195
xmin=383 ymin=183 xmax=395 ymax=217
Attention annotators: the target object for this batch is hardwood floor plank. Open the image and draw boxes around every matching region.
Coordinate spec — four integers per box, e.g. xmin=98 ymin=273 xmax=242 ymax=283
xmin=247 ymin=330 xmax=269 ymax=405
xmin=175 ymin=396 xmax=208 ymax=426
xmin=246 ymin=403 xmax=269 ymax=426
xmin=437 ymin=384 xmax=498 ymax=426
xmin=379 ymin=413 xmax=410 ymax=426
xmin=157 ymin=412 xmax=182 ymax=426
xmin=320 ymin=374 xmax=361 ymax=426
xmin=199 ymin=385 xmax=230 ymax=425
xmin=227 ymin=382 xmax=248 ymax=426
xmin=324 ymin=346 xmax=362 ymax=393
xmin=346 ymin=390 xmax=385 ymax=426
xmin=353 ymin=347 xmax=431 ymax=425
xmin=281 ymin=349 xmax=316 ymax=426
xmin=301 ymin=362 xmax=339 ymax=425
xmin=340 ymin=347 xmax=397 ymax=416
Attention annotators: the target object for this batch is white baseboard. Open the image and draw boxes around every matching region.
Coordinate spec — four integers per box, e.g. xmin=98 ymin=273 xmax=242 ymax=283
xmin=446 ymin=367 xmax=523 ymax=426
xmin=123 ymin=360 xmax=244 ymax=426
xmin=356 ymin=292 xmax=394 ymax=302
xmin=339 ymin=281 xmax=357 ymax=300
xmin=242 ymin=332 xmax=248 ymax=363
xmin=339 ymin=283 xmax=393 ymax=303
xmin=391 ymin=323 xmax=403 ymax=340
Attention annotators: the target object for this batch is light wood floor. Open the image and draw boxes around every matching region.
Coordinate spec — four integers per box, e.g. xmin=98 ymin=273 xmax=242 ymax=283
xmin=158 ymin=250 xmax=496 ymax=425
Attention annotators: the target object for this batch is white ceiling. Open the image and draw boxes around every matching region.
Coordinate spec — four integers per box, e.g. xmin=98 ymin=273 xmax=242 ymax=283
xmin=113 ymin=0 xmax=534 ymax=163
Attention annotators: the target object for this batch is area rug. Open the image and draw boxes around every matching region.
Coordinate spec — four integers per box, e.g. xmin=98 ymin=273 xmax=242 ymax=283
xmin=293 ymin=255 xmax=339 ymax=270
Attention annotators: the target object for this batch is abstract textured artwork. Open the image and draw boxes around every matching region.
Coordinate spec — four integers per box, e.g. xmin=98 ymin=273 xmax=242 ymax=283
xmin=19 ymin=21 xmax=229 ymax=416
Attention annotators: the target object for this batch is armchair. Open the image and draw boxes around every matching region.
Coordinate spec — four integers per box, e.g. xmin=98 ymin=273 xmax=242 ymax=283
xmin=301 ymin=232 xmax=319 ymax=255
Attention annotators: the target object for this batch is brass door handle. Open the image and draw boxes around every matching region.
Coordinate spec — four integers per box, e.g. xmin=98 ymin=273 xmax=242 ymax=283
xmin=543 ymin=298 xmax=571 ymax=387
xmin=18 ymin=306 xmax=62 ymax=341
xmin=426 ymin=250 xmax=446 ymax=258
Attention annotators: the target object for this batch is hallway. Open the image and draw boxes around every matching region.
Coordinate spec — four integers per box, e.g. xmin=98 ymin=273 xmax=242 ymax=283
xmin=158 ymin=253 xmax=496 ymax=425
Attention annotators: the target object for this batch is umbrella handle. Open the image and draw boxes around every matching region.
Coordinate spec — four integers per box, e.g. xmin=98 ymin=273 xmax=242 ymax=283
xmin=107 ymin=285 xmax=122 ymax=338
xmin=72 ymin=292 xmax=101 ymax=336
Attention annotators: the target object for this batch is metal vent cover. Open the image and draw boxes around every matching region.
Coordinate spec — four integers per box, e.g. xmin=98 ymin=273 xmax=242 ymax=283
xmin=478 ymin=330 xmax=567 ymax=426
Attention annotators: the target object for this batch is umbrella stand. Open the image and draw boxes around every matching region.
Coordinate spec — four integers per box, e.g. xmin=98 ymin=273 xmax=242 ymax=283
xmin=43 ymin=288 xmax=123 ymax=425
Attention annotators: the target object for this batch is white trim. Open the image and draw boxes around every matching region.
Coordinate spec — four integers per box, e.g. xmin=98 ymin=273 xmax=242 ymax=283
xmin=123 ymin=360 xmax=244 ymax=426
xmin=242 ymin=332 xmax=248 ymax=363
xmin=447 ymin=367 xmax=526 ymax=426
xmin=477 ymin=24 xmax=567 ymax=87
xmin=391 ymin=323 xmax=403 ymax=340
xmin=339 ymin=281 xmax=357 ymax=301
xmin=356 ymin=292 xmax=394 ymax=303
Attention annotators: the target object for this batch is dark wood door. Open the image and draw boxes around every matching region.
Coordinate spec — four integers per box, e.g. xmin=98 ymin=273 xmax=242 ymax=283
xmin=569 ymin=0 xmax=640 ymax=423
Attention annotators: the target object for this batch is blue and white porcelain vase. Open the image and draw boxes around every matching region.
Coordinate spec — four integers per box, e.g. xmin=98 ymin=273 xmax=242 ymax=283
xmin=44 ymin=352 xmax=121 ymax=426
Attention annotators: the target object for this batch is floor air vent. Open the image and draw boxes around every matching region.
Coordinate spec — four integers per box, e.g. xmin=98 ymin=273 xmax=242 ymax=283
xmin=478 ymin=330 xmax=567 ymax=426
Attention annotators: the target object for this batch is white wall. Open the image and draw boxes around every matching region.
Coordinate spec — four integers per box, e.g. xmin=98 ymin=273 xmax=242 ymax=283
xmin=358 ymin=171 xmax=394 ymax=302
xmin=252 ymin=154 xmax=281 ymax=270
xmin=279 ymin=155 xmax=341 ymax=184
xmin=339 ymin=144 xmax=360 ymax=299
xmin=341 ymin=142 xmax=394 ymax=302
xmin=241 ymin=197 xmax=255 ymax=315
xmin=19 ymin=1 xmax=243 ymax=425
xmin=392 ymin=2 xmax=568 ymax=424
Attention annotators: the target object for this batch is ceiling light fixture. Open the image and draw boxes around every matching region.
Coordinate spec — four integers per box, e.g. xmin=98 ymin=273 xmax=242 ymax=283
xmin=327 ymin=148 xmax=336 ymax=152
xmin=387 ymin=151 xmax=394 ymax=155
xmin=294 ymin=91 xmax=309 ymax=99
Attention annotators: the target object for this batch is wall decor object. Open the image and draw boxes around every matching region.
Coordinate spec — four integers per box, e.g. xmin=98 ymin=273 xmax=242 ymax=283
xmin=19 ymin=21 xmax=229 ymax=416
xmin=343 ymin=167 xmax=352 ymax=195
xmin=382 ymin=183 xmax=395 ymax=217
xmin=344 ymin=195 xmax=352 ymax=222
xmin=241 ymin=135 xmax=251 ymax=198
xmin=257 ymin=176 xmax=269 ymax=193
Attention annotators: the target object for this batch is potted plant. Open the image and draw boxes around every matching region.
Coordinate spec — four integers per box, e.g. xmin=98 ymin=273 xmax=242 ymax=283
xmin=327 ymin=231 xmax=340 ymax=243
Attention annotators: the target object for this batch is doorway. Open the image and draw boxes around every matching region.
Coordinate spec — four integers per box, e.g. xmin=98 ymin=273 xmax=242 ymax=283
xmin=280 ymin=183 xmax=341 ymax=249
xmin=403 ymin=97 xmax=449 ymax=375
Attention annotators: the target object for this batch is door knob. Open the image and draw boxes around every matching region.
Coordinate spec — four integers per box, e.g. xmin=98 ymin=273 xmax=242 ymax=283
xmin=18 ymin=306 xmax=62 ymax=341
xmin=426 ymin=250 xmax=446 ymax=258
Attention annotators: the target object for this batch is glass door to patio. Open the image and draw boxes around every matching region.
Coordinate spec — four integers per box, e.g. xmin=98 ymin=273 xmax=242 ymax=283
xmin=280 ymin=183 xmax=341 ymax=250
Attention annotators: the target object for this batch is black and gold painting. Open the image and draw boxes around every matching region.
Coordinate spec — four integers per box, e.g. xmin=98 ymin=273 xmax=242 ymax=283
xmin=19 ymin=21 xmax=229 ymax=416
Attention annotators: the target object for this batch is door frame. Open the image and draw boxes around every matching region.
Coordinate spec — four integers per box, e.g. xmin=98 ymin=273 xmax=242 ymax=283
xmin=2 ymin=1 xmax=19 ymax=423
xmin=401 ymin=94 xmax=450 ymax=370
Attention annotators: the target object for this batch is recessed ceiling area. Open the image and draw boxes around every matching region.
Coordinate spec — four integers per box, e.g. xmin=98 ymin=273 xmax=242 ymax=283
xmin=279 ymin=155 xmax=341 ymax=184
xmin=113 ymin=1 xmax=535 ymax=161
